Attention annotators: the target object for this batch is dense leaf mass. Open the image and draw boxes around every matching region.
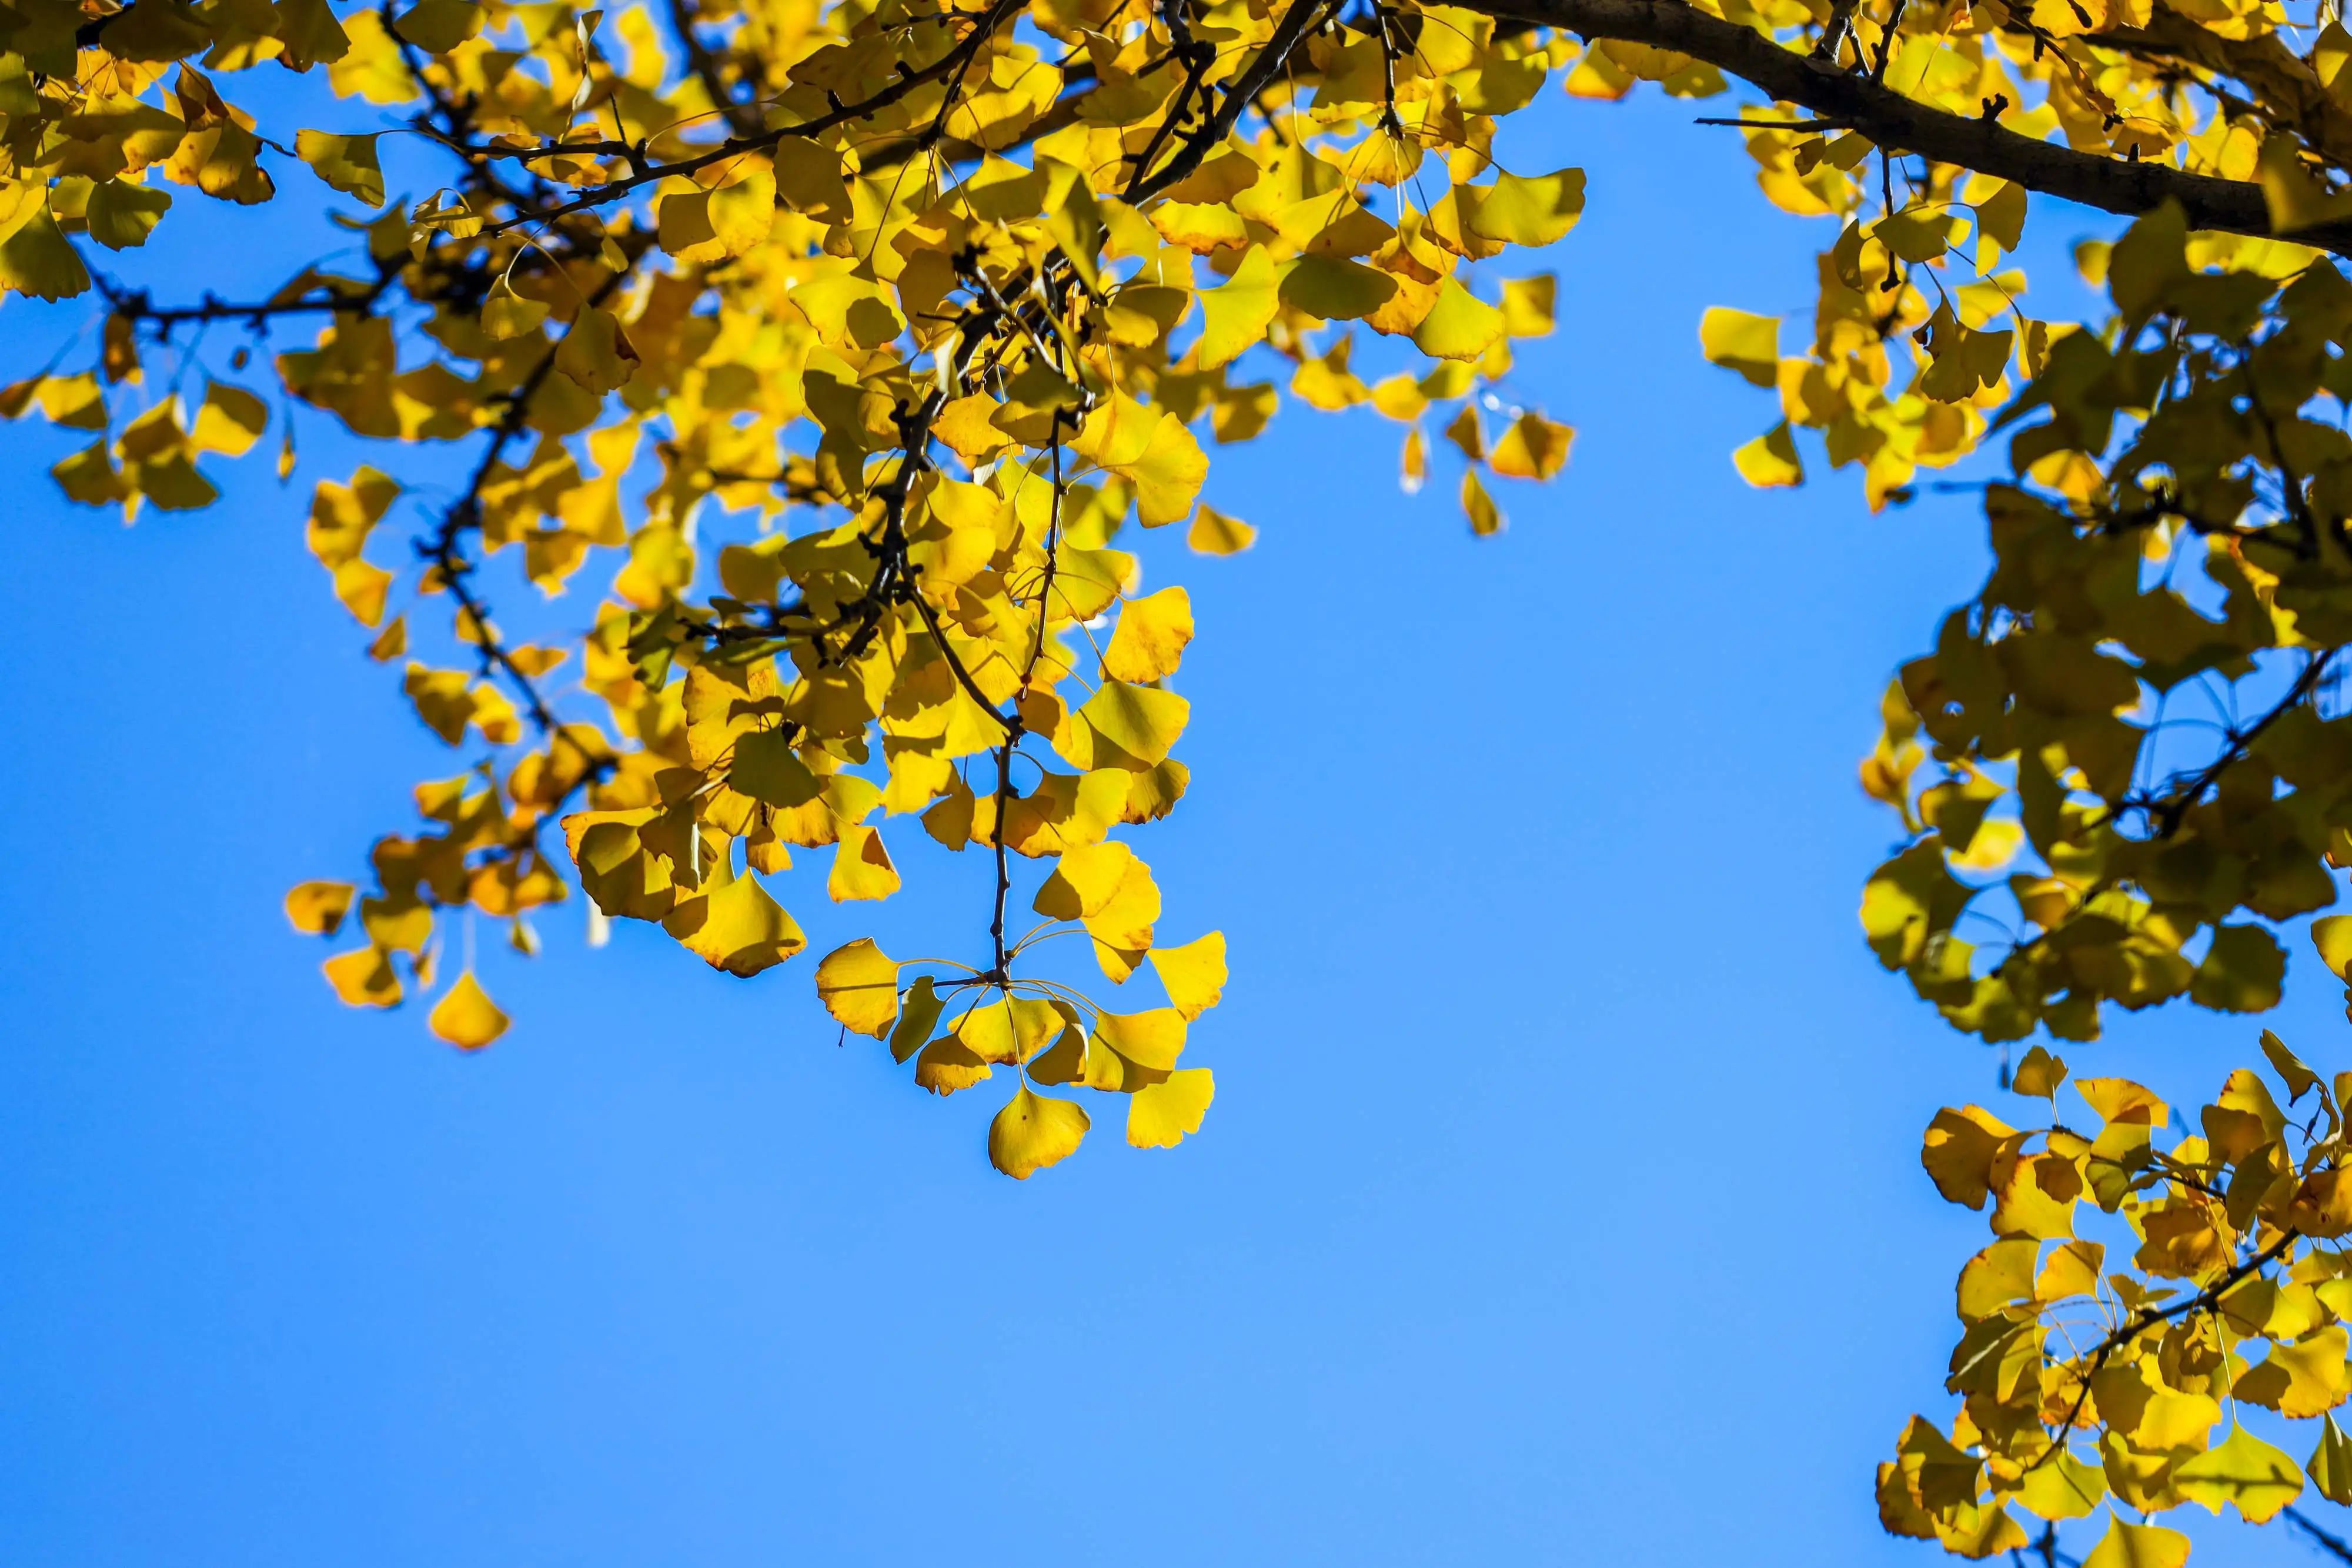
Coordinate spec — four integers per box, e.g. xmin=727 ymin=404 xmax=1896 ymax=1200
xmin=32 ymin=0 xmax=2352 ymax=1546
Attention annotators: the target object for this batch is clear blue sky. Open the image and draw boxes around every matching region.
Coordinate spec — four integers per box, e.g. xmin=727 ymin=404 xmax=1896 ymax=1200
xmin=1 ymin=82 xmax=2336 ymax=1567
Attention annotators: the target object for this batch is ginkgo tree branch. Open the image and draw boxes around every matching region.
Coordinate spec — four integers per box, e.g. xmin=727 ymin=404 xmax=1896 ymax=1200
xmin=2087 ymin=8 xmax=2352 ymax=172
xmin=470 ymin=0 xmax=1027 ymax=238
xmin=95 ymin=263 xmax=400 ymax=330
xmin=2287 ymin=1506 xmax=2352 ymax=1564
xmin=2030 ymin=1225 xmax=2300 ymax=1461
xmin=1465 ymin=0 xmax=2352 ymax=256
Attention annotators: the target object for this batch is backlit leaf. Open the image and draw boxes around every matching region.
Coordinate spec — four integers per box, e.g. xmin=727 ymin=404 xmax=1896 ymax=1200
xmin=428 ymin=969 xmax=510 ymax=1051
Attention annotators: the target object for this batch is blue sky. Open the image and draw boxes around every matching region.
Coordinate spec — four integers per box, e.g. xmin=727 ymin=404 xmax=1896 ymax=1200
xmin=1 ymin=78 xmax=2339 ymax=1567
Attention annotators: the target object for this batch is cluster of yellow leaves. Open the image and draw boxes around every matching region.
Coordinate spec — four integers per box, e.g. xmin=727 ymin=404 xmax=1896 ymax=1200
xmin=1887 ymin=1032 xmax=2352 ymax=1563
xmin=2 ymin=0 xmax=1603 ymax=1174
xmin=1853 ymin=205 xmax=2352 ymax=1049
xmin=816 ymin=925 xmax=1225 ymax=1176
xmin=1682 ymin=0 xmax=2301 ymax=510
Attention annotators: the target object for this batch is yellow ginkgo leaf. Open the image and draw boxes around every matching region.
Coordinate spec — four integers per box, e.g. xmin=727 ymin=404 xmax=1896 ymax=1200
xmin=1148 ymin=932 xmax=1227 ymax=1019
xmin=1919 ymin=1104 xmax=2015 ymax=1209
xmin=482 ymin=276 xmax=549 ymax=340
xmin=828 ymin=824 xmax=901 ymax=901
xmin=657 ymin=188 xmax=720 ymax=260
xmin=1055 ymin=681 xmax=1190 ymax=771
xmin=1102 ymin=587 xmax=1194 ymax=683
xmin=553 ymin=306 xmax=639 ymax=395
xmin=86 ymin=179 xmax=172 ymax=251
xmin=1128 ymin=1067 xmax=1214 ymax=1148
xmin=2309 ymin=1415 xmax=2352 ymax=1504
xmin=2314 ymin=914 xmax=2352 ymax=981
xmin=1700 ymin=306 xmax=1780 ymax=387
xmin=2013 ymin=1443 xmax=2105 ymax=1520
xmin=2013 ymin=1044 xmax=2067 ymax=1098
xmin=2171 ymin=1422 xmax=2303 ymax=1523
xmin=1188 ymin=505 xmax=1255 ymax=555
xmin=2234 ymin=1324 xmax=2350 ymax=1417
xmin=322 ymin=945 xmax=401 ymax=1008
xmin=988 ymin=1084 xmax=1090 ymax=1178
xmin=1734 ymin=422 xmax=1804 ymax=487
xmin=1094 ymin=1008 xmax=1187 ymax=1073
xmin=957 ymin=997 xmax=1063 ymax=1064
xmin=1462 ymin=166 xmax=1587 ymax=247
xmin=192 ymin=382 xmax=267 ymax=456
xmin=1949 ymin=817 xmax=2023 ymax=872
xmin=0 ymin=202 xmax=90 ymax=302
xmin=1501 ymin=275 xmax=1556 ymax=337
xmin=429 ymin=969 xmax=510 ymax=1051
xmin=390 ymin=0 xmax=482 ymax=52
xmin=335 ymin=557 xmax=392 ymax=626
xmin=1411 ymin=279 xmax=1506 ymax=362
xmin=285 ymin=880 xmax=355 ymax=936
xmin=1195 ymin=246 xmax=1279 ymax=370
xmin=915 ymin=1035 xmax=992 ymax=1095
xmin=1488 ymin=414 xmax=1573 ymax=480
xmin=2081 ymin=1517 xmax=2189 ymax=1568
xmin=709 ymin=169 xmax=777 ymax=255
xmin=668 ymin=867 xmax=806 ymax=977
xmin=1461 ymin=469 xmax=1504 ymax=536
xmin=295 ymin=130 xmax=385 ymax=208
xmin=888 ymin=975 xmax=946 ymax=1064
xmin=816 ymin=937 xmax=899 ymax=1038
xmin=1279 ymin=254 xmax=1398 ymax=322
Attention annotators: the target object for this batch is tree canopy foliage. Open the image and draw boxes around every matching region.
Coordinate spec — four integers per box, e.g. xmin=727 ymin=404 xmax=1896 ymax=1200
xmin=27 ymin=0 xmax=2352 ymax=1552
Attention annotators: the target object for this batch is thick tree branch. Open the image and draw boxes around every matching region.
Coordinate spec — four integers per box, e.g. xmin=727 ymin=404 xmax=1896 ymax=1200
xmin=1468 ymin=0 xmax=2352 ymax=256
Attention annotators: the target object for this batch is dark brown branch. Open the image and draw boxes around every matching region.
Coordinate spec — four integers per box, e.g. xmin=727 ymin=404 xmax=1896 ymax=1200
xmin=1464 ymin=0 xmax=2352 ymax=256
xmin=2032 ymin=1226 xmax=2297 ymax=1460
xmin=1128 ymin=0 xmax=1330 ymax=201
